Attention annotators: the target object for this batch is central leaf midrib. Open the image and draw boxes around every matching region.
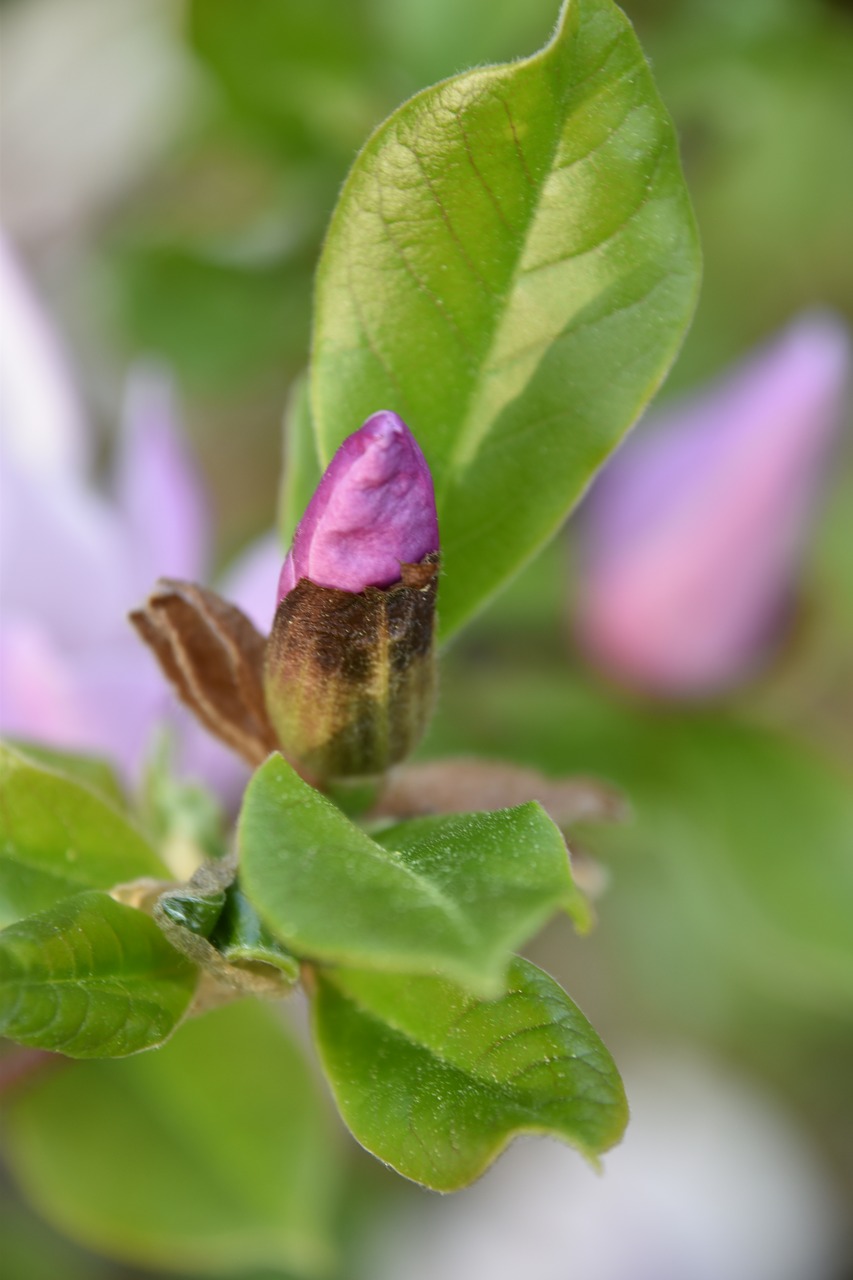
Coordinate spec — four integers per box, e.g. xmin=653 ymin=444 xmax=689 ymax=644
xmin=435 ymin=54 xmax=567 ymax=504
xmin=311 ymin=3 xmax=570 ymax=476
xmin=311 ymin=832 xmax=476 ymax=941
xmin=436 ymin=15 xmax=632 ymax=502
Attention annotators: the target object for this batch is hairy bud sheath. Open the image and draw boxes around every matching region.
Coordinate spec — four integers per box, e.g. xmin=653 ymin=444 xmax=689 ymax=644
xmin=264 ymin=412 xmax=439 ymax=780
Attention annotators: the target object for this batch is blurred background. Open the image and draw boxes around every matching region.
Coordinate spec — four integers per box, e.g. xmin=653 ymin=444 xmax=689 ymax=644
xmin=1 ymin=0 xmax=852 ymax=1277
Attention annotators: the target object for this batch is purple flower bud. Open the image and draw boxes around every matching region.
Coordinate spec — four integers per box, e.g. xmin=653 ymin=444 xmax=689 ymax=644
xmin=277 ymin=410 xmax=439 ymax=600
xmin=265 ymin=412 xmax=439 ymax=782
xmin=575 ymin=313 xmax=850 ymax=697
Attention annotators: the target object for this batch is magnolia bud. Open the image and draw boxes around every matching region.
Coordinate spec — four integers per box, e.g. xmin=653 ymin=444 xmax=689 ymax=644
xmin=265 ymin=412 xmax=439 ymax=780
xmin=575 ymin=314 xmax=850 ymax=696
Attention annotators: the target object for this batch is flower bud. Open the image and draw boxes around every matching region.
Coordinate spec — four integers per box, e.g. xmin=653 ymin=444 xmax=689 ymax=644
xmin=265 ymin=412 xmax=439 ymax=781
xmin=575 ymin=314 xmax=850 ymax=696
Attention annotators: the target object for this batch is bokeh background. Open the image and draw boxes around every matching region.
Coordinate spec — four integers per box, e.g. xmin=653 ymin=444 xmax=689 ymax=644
xmin=2 ymin=1 xmax=852 ymax=1277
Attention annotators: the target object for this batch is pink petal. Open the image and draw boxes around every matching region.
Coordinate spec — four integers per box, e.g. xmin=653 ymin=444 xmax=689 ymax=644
xmin=279 ymin=411 xmax=439 ymax=600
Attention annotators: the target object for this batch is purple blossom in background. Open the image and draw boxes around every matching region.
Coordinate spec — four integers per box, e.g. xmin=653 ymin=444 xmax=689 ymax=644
xmin=278 ymin=409 xmax=439 ymax=600
xmin=575 ymin=313 xmax=850 ymax=697
xmin=0 ymin=236 xmax=280 ymax=791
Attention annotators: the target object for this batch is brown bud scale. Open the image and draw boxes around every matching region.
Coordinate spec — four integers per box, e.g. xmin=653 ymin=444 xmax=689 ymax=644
xmin=129 ymin=580 xmax=278 ymax=767
xmin=264 ymin=555 xmax=438 ymax=780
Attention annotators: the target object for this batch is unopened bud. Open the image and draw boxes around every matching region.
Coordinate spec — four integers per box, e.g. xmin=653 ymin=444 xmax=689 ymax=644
xmin=265 ymin=412 xmax=439 ymax=780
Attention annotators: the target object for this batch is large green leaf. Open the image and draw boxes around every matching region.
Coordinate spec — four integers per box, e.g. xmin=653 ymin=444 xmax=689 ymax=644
xmin=311 ymin=0 xmax=700 ymax=639
xmin=0 ymin=744 xmax=169 ymax=928
xmin=0 ymin=892 xmax=197 ymax=1058
xmin=239 ymin=754 xmax=577 ymax=995
xmin=3 ymin=1001 xmax=339 ymax=1275
xmin=312 ymin=956 xmax=627 ymax=1190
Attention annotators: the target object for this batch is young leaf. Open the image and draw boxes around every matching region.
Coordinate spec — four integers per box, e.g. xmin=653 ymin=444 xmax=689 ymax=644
xmin=239 ymin=753 xmax=577 ymax=995
xmin=0 ymin=891 xmax=197 ymax=1058
xmin=312 ymin=956 xmax=627 ymax=1190
xmin=311 ymin=0 xmax=700 ymax=640
xmin=3 ymin=1001 xmax=340 ymax=1275
xmin=0 ymin=744 xmax=169 ymax=928
xmin=210 ymin=885 xmax=301 ymax=982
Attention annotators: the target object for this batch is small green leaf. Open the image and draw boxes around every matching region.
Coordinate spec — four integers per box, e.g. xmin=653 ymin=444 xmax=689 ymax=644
xmin=3 ymin=1001 xmax=340 ymax=1275
xmin=158 ymin=887 xmax=227 ymax=938
xmin=278 ymin=373 xmax=322 ymax=547
xmin=211 ymin=885 xmax=301 ymax=982
xmin=312 ymin=0 xmax=700 ymax=640
xmin=153 ymin=858 xmax=297 ymax=998
xmin=0 ymin=892 xmax=197 ymax=1058
xmin=239 ymin=755 xmax=577 ymax=995
xmin=312 ymin=956 xmax=627 ymax=1190
xmin=0 ymin=744 xmax=169 ymax=928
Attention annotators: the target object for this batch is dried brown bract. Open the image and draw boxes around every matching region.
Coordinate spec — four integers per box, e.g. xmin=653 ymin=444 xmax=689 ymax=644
xmin=129 ymin=579 xmax=278 ymax=767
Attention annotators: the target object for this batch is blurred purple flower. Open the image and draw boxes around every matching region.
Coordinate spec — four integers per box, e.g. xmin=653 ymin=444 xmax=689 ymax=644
xmin=277 ymin=409 xmax=439 ymax=600
xmin=0 ymin=236 xmax=279 ymax=790
xmin=575 ymin=314 xmax=850 ymax=696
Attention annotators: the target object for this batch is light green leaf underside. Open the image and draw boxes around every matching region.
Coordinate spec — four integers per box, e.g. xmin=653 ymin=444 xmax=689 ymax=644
xmin=0 ymin=743 xmax=169 ymax=929
xmin=311 ymin=0 xmax=700 ymax=639
xmin=3 ymin=1001 xmax=339 ymax=1276
xmin=0 ymin=891 xmax=197 ymax=1058
xmin=313 ymin=956 xmax=627 ymax=1190
xmin=239 ymin=754 xmax=575 ymax=995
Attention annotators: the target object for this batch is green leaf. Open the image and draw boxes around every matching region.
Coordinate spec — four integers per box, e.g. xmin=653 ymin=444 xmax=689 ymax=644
xmin=239 ymin=754 xmax=576 ymax=995
xmin=210 ymin=886 xmax=301 ymax=982
xmin=311 ymin=0 xmax=700 ymax=640
xmin=278 ymin=373 xmax=322 ymax=547
xmin=0 ymin=892 xmax=197 ymax=1058
xmin=158 ymin=886 xmax=227 ymax=939
xmin=153 ymin=858 xmax=298 ymax=998
xmin=312 ymin=955 xmax=627 ymax=1190
xmin=3 ymin=1001 xmax=340 ymax=1275
xmin=372 ymin=811 xmax=590 ymax=933
xmin=5 ymin=740 xmax=127 ymax=810
xmin=0 ymin=744 xmax=169 ymax=928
